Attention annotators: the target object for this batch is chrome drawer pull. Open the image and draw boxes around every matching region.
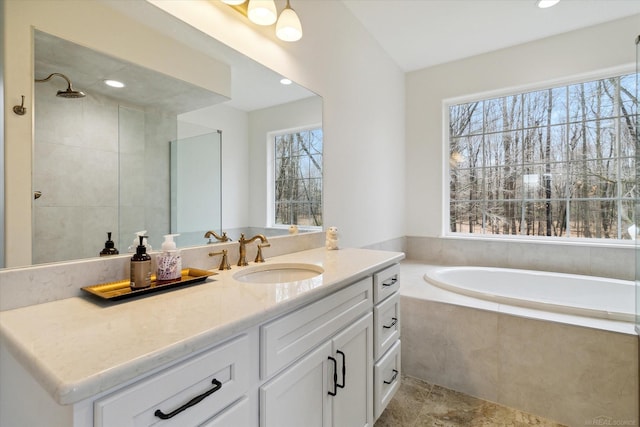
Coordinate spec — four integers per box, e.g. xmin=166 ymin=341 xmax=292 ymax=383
xmin=382 ymin=276 xmax=397 ymax=287
xmin=154 ymin=378 xmax=222 ymax=420
xmin=383 ymin=317 xmax=398 ymax=329
xmin=383 ymin=369 xmax=398 ymax=385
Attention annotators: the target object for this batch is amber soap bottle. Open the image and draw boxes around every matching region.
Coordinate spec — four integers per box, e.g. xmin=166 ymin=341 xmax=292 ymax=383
xmin=130 ymin=235 xmax=152 ymax=289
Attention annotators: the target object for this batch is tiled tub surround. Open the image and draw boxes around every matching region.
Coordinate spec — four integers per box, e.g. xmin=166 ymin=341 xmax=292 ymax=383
xmin=0 ymin=246 xmax=403 ymax=412
xmin=400 ymin=261 xmax=639 ymax=427
xmin=406 ymin=236 xmax=635 ymax=281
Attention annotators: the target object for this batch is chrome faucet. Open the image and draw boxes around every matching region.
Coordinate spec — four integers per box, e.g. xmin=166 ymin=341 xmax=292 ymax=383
xmin=204 ymin=230 xmax=230 ymax=244
xmin=237 ymin=233 xmax=269 ymax=266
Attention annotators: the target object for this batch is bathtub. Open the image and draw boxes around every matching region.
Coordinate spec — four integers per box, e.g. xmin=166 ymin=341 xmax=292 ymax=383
xmin=399 ymin=261 xmax=638 ymax=427
xmin=423 ymin=265 xmax=635 ymax=323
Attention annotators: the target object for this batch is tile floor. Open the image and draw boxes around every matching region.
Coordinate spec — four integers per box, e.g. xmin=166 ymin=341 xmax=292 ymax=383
xmin=374 ymin=376 xmax=567 ymax=427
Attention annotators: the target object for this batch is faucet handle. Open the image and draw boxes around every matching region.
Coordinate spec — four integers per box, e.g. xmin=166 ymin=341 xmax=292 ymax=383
xmin=209 ymin=249 xmax=231 ymax=270
xmin=255 ymin=243 xmax=271 ymax=263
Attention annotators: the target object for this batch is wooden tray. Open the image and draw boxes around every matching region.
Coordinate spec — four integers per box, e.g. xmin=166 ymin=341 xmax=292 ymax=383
xmin=81 ymin=268 xmax=216 ymax=301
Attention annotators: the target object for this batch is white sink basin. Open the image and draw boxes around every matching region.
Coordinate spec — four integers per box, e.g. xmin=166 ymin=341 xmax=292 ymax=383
xmin=233 ymin=263 xmax=324 ymax=284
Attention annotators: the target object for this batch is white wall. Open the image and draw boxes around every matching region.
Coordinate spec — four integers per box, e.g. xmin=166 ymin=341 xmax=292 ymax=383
xmin=146 ymin=0 xmax=406 ymax=249
xmin=406 ymin=14 xmax=639 ymax=238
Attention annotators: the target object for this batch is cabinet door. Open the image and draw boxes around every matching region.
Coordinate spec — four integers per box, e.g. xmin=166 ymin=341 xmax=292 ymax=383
xmin=260 ymin=341 xmax=332 ymax=427
xmin=331 ymin=313 xmax=373 ymax=427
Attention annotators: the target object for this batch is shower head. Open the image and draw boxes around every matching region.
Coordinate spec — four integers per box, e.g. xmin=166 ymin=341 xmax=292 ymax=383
xmin=35 ymin=72 xmax=86 ymax=98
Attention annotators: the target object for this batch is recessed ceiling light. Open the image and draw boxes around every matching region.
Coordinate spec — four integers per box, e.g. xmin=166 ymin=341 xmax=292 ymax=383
xmin=104 ymin=79 xmax=125 ymax=88
xmin=536 ymin=0 xmax=560 ymax=8
xmin=280 ymin=78 xmax=292 ymax=85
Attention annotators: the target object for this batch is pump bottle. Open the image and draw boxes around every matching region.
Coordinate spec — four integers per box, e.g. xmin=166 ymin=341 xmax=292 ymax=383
xmin=130 ymin=235 xmax=152 ymax=289
xmin=157 ymin=234 xmax=182 ymax=283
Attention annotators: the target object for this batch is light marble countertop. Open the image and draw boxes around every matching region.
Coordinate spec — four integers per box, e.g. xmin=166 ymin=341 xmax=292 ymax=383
xmin=0 ymin=247 xmax=403 ymax=406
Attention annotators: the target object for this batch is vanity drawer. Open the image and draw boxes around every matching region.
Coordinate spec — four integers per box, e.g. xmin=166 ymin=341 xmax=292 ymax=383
xmin=374 ymin=340 xmax=401 ymax=420
xmin=261 ymin=277 xmax=372 ymax=379
xmin=374 ymin=292 xmax=400 ymax=360
xmin=200 ymin=396 xmax=250 ymax=427
xmin=94 ymin=334 xmax=250 ymax=427
xmin=373 ymin=264 xmax=400 ymax=304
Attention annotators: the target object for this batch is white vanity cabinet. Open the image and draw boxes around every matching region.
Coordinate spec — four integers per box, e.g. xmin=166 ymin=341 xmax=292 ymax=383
xmin=0 ymin=251 xmax=404 ymax=427
xmin=259 ymin=278 xmax=374 ymax=427
xmin=372 ymin=264 xmax=402 ymax=419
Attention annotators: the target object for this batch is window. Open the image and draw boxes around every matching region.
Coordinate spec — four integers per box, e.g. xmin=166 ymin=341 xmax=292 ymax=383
xmin=448 ymin=72 xmax=637 ymax=240
xmin=273 ymin=128 xmax=323 ymax=227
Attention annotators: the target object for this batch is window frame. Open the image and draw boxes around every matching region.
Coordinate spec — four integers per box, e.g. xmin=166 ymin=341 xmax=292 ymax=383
xmin=267 ymin=124 xmax=323 ymax=231
xmin=442 ymin=64 xmax=637 ymax=245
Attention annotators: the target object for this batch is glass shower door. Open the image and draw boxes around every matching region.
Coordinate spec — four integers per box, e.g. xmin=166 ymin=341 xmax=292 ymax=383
xmin=170 ymin=130 xmax=222 ymax=247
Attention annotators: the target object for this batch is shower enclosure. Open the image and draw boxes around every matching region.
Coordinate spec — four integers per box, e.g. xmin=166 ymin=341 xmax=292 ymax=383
xmin=170 ymin=130 xmax=223 ymax=247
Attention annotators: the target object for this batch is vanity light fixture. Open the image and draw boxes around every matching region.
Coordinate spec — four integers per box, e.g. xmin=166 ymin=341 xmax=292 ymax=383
xmin=222 ymin=0 xmax=303 ymax=42
xmin=536 ymin=0 xmax=560 ymax=8
xmin=104 ymin=79 xmax=125 ymax=88
xmin=276 ymin=0 xmax=303 ymax=42
xmin=247 ymin=0 xmax=277 ymax=26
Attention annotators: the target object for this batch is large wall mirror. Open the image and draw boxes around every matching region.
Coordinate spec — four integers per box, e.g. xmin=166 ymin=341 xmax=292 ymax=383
xmin=6 ymin=1 xmax=322 ymax=268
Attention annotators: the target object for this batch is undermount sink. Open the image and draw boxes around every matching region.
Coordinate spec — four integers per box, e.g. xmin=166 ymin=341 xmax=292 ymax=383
xmin=233 ymin=263 xmax=324 ymax=284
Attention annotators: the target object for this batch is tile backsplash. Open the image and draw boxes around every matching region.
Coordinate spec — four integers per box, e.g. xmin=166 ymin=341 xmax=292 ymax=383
xmin=0 ymin=232 xmax=324 ymax=311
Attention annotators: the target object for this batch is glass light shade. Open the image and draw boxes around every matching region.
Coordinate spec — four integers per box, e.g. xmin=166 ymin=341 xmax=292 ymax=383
xmin=247 ymin=0 xmax=277 ymax=26
xmin=221 ymin=0 xmax=246 ymax=5
xmin=536 ymin=0 xmax=560 ymax=8
xmin=276 ymin=6 xmax=302 ymax=42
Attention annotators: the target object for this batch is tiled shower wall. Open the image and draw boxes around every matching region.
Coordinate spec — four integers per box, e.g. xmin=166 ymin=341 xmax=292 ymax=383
xmin=33 ymin=85 xmax=174 ymax=263
xmin=405 ymin=235 xmax=635 ymax=281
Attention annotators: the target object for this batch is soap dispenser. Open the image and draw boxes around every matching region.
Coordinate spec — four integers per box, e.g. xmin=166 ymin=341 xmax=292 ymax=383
xmin=130 ymin=235 xmax=152 ymax=290
xmin=157 ymin=234 xmax=182 ymax=283
xmin=99 ymin=232 xmax=119 ymax=256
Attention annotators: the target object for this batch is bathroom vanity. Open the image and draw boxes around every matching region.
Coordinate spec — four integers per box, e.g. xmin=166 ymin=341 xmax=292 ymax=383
xmin=0 ymin=247 xmax=403 ymax=426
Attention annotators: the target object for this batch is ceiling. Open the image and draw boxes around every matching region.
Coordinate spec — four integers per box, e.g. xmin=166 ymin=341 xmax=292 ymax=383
xmin=342 ymin=0 xmax=640 ymax=72
xmin=34 ymin=23 xmax=315 ymax=114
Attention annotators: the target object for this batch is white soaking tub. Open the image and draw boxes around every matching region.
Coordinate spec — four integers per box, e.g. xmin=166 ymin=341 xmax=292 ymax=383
xmin=423 ymin=266 xmax=635 ymax=322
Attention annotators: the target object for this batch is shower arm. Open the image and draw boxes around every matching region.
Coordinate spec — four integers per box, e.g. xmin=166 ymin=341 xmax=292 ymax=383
xmin=35 ymin=73 xmax=74 ymax=89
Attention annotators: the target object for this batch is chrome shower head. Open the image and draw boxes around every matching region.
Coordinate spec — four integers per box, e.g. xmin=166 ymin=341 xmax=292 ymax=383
xmin=35 ymin=73 xmax=86 ymax=98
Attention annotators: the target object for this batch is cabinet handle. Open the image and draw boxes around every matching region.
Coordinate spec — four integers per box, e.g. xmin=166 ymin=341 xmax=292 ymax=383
xmin=154 ymin=378 xmax=222 ymax=420
xmin=382 ymin=276 xmax=398 ymax=287
xmin=336 ymin=350 xmax=346 ymax=389
xmin=383 ymin=317 xmax=398 ymax=329
xmin=328 ymin=356 xmax=338 ymax=396
xmin=383 ymin=369 xmax=398 ymax=385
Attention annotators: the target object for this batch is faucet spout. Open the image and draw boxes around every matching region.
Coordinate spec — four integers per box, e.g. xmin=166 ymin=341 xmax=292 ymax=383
xmin=237 ymin=233 xmax=268 ymax=266
xmin=204 ymin=230 xmax=230 ymax=243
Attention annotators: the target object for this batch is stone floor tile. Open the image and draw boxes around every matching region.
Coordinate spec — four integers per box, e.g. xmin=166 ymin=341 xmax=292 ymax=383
xmin=375 ymin=376 xmax=567 ymax=427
